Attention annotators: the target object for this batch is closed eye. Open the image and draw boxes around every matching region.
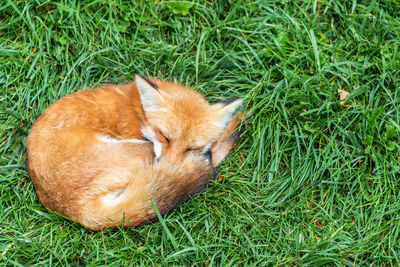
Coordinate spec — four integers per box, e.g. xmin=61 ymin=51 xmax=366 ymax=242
xmin=186 ymin=147 xmax=201 ymax=153
xmin=187 ymin=142 xmax=213 ymax=154
xmin=159 ymin=131 xmax=170 ymax=144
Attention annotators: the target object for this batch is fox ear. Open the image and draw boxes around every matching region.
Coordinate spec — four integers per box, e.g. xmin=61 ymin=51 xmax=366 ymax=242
xmin=136 ymin=75 xmax=164 ymax=113
xmin=217 ymin=97 xmax=243 ymax=129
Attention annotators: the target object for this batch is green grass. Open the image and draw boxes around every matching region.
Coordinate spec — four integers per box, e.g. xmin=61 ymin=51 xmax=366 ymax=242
xmin=1 ymin=0 xmax=400 ymax=265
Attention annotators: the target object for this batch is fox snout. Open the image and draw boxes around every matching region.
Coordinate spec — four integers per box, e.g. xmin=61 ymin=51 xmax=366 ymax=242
xmin=203 ymin=150 xmax=212 ymax=162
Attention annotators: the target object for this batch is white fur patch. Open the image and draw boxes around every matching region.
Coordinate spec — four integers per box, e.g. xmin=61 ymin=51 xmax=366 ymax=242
xmin=201 ymin=142 xmax=213 ymax=154
xmin=141 ymin=125 xmax=162 ymax=160
xmin=49 ymin=121 xmax=64 ymax=129
xmin=101 ymin=188 xmax=126 ymax=207
xmin=98 ymin=135 xmax=148 ymax=144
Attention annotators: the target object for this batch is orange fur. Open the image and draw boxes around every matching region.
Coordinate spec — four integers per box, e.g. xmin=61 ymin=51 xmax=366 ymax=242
xmin=27 ymin=76 xmax=245 ymax=230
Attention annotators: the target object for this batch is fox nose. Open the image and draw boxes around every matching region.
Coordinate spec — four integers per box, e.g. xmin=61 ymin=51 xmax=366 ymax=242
xmin=203 ymin=150 xmax=212 ymax=163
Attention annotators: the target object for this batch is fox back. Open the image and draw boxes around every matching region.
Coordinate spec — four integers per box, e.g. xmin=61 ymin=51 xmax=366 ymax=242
xmin=27 ymin=75 xmax=244 ymax=230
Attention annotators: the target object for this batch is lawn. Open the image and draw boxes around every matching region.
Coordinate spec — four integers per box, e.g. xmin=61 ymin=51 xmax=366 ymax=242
xmin=1 ymin=0 xmax=400 ymax=265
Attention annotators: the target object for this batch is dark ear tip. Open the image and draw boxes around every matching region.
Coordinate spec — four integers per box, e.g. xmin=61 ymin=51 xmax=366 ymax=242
xmin=136 ymin=74 xmax=159 ymax=90
xmin=219 ymin=96 xmax=242 ymax=105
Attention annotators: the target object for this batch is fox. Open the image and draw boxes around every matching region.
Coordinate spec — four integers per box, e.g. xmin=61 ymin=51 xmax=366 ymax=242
xmin=26 ymin=75 xmax=245 ymax=230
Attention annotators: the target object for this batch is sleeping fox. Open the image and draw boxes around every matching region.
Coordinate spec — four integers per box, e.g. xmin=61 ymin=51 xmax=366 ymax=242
xmin=26 ymin=75 xmax=245 ymax=230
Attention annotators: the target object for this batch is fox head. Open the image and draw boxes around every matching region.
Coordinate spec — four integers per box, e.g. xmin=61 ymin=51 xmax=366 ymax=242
xmin=135 ymin=75 xmax=243 ymax=162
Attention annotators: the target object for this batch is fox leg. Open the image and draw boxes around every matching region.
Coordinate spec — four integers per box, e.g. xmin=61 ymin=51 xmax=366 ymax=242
xmin=210 ymin=112 xmax=248 ymax=168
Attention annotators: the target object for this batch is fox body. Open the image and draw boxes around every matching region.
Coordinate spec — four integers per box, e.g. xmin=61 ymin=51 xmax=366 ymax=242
xmin=27 ymin=75 xmax=244 ymax=230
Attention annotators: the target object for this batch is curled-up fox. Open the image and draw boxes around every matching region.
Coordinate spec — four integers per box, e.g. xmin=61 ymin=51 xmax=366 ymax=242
xmin=27 ymin=75 xmax=245 ymax=230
